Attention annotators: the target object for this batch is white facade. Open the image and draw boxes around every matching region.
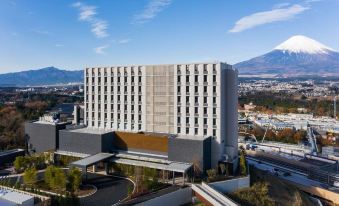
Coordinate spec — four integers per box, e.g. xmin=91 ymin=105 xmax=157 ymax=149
xmin=84 ymin=62 xmax=238 ymax=166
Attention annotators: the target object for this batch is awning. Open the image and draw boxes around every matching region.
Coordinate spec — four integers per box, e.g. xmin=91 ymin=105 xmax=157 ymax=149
xmin=70 ymin=153 xmax=114 ymax=168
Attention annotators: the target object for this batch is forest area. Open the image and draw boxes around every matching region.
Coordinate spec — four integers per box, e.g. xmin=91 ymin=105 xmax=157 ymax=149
xmin=0 ymin=92 xmax=82 ymax=150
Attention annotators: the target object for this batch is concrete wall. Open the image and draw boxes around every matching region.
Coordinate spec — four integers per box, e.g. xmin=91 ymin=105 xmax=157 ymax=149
xmin=135 ymin=187 xmax=192 ymax=206
xmin=25 ymin=122 xmax=67 ymax=153
xmin=59 ymin=130 xmax=114 ymax=155
xmin=168 ymin=137 xmax=211 ymax=173
xmin=209 ymin=176 xmax=250 ymax=194
xmin=220 ymin=66 xmax=238 ymax=164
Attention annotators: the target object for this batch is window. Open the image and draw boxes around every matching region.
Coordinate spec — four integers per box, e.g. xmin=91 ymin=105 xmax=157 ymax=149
xmin=204 ymin=107 xmax=207 ymax=114
xmin=186 ymin=96 xmax=189 ymax=103
xmin=204 ymin=97 xmax=207 ymax=104
xmin=213 ymin=75 xmax=216 ymax=83
xmin=178 ymin=96 xmax=181 ymax=103
xmin=186 ymin=107 xmax=189 ymax=114
xmin=177 ymin=117 xmax=181 ymax=124
xmin=186 ymin=86 xmax=189 ymax=93
xmin=178 ymin=76 xmax=181 ymax=83
xmin=195 ymin=107 xmax=198 ymax=114
xmin=177 ymin=86 xmax=181 ymax=93
xmin=195 ymin=96 xmax=198 ymax=104
xmin=186 ymin=127 xmax=189 ymax=134
xmin=204 ymin=129 xmax=207 ymax=135
xmin=213 ymin=108 xmax=216 ymax=115
xmin=177 ymin=127 xmax=181 ymax=133
xmin=204 ymin=86 xmax=207 ymax=93
xmin=186 ymin=117 xmax=189 ymax=124
xmin=186 ymin=75 xmax=189 ymax=83
xmin=213 ymin=118 xmax=216 ymax=126
xmin=138 ymin=86 xmax=141 ymax=93
xmin=195 ymin=86 xmax=198 ymax=93
xmin=138 ymin=76 xmax=142 ymax=83
xmin=204 ymin=75 xmax=207 ymax=82
xmin=204 ymin=118 xmax=207 ymax=125
xmin=195 ymin=128 xmax=198 ymax=135
xmin=138 ymin=115 xmax=141 ymax=121
xmin=195 ymin=118 xmax=198 ymax=124
xmin=177 ymin=107 xmax=181 ymax=113
xmin=213 ymin=97 xmax=216 ymax=104
xmin=213 ymin=86 xmax=216 ymax=93
xmin=213 ymin=129 xmax=216 ymax=137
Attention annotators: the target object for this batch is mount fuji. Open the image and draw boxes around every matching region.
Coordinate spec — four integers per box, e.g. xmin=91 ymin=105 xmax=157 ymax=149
xmin=234 ymin=35 xmax=339 ymax=77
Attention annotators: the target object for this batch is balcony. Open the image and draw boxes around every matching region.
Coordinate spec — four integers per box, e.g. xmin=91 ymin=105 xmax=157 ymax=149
xmin=203 ymin=82 xmax=208 ymax=86
xmin=194 ymin=124 xmax=199 ymax=128
xmin=194 ymin=113 xmax=199 ymax=117
xmin=186 ymin=102 xmax=190 ymax=106
xmin=204 ymin=114 xmax=208 ymax=118
xmin=186 ymin=123 xmax=190 ymax=127
xmin=194 ymin=70 xmax=199 ymax=75
xmin=213 ymin=92 xmax=217 ymax=96
xmin=195 ymin=92 xmax=199 ymax=96
xmin=177 ymin=71 xmax=182 ymax=75
xmin=203 ymin=103 xmax=208 ymax=107
xmin=194 ymin=102 xmax=199 ymax=106
xmin=203 ymin=70 xmax=208 ymax=75
xmin=204 ymin=124 xmax=208 ymax=129
xmin=203 ymin=92 xmax=208 ymax=96
xmin=186 ymin=113 xmax=190 ymax=117
xmin=186 ymin=92 xmax=190 ymax=96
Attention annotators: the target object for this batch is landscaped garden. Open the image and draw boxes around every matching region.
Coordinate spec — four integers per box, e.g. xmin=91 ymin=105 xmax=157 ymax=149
xmin=0 ymin=153 xmax=96 ymax=206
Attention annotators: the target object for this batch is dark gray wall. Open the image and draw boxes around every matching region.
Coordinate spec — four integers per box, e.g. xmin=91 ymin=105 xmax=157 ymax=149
xmin=0 ymin=150 xmax=25 ymax=167
xmin=59 ymin=130 xmax=114 ymax=155
xmin=25 ymin=122 xmax=67 ymax=153
xmin=168 ymin=137 xmax=211 ymax=173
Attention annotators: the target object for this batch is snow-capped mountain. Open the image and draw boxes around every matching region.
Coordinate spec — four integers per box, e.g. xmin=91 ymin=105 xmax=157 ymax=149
xmin=235 ymin=35 xmax=339 ymax=77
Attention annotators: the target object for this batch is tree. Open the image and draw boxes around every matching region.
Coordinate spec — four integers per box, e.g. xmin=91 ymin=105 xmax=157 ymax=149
xmin=14 ymin=156 xmax=28 ymax=173
xmin=239 ymin=151 xmax=247 ymax=176
xmin=23 ymin=167 xmax=37 ymax=188
xmin=206 ymin=169 xmax=217 ymax=182
xmin=68 ymin=167 xmax=82 ymax=193
xmin=45 ymin=165 xmax=66 ymax=192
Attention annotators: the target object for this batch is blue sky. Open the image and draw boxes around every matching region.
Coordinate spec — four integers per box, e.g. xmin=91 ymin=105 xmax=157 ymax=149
xmin=0 ymin=0 xmax=339 ymax=73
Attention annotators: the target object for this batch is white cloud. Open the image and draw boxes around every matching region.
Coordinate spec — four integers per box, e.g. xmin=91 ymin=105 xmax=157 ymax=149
xmin=91 ymin=20 xmax=109 ymax=38
xmin=134 ymin=0 xmax=172 ymax=24
xmin=55 ymin=44 xmax=64 ymax=47
xmin=72 ymin=2 xmax=108 ymax=38
xmin=229 ymin=4 xmax=309 ymax=33
xmin=94 ymin=44 xmax=109 ymax=54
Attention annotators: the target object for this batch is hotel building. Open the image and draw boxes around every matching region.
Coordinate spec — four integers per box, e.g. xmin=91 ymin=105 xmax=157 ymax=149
xmin=83 ymin=62 xmax=238 ymax=167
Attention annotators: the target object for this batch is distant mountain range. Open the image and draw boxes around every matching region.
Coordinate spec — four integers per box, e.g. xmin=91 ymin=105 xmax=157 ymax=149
xmin=0 ymin=67 xmax=83 ymax=87
xmin=235 ymin=35 xmax=339 ymax=77
xmin=1 ymin=35 xmax=338 ymax=87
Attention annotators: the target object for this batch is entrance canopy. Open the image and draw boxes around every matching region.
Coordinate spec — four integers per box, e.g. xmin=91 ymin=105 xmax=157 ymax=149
xmin=70 ymin=153 xmax=114 ymax=168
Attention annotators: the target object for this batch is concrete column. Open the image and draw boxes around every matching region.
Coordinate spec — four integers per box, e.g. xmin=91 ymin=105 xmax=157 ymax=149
xmin=104 ymin=163 xmax=108 ymax=174
xmin=183 ymin=172 xmax=185 ymax=185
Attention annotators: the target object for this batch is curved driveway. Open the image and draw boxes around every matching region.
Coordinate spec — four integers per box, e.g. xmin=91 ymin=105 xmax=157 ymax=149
xmin=81 ymin=173 xmax=133 ymax=206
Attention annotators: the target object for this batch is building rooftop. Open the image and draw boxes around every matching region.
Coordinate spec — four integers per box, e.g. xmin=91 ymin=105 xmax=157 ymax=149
xmin=66 ymin=127 xmax=114 ymax=135
xmin=0 ymin=188 xmax=34 ymax=205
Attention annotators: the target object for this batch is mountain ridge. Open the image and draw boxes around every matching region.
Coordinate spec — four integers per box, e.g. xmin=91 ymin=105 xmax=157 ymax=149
xmin=0 ymin=67 xmax=83 ymax=87
xmin=235 ymin=35 xmax=339 ymax=77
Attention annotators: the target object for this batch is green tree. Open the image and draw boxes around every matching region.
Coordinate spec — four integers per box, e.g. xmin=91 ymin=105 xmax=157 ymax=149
xmin=45 ymin=165 xmax=66 ymax=192
xmin=23 ymin=167 xmax=37 ymax=188
xmin=239 ymin=151 xmax=247 ymax=176
xmin=14 ymin=156 xmax=29 ymax=173
xmin=67 ymin=167 xmax=82 ymax=193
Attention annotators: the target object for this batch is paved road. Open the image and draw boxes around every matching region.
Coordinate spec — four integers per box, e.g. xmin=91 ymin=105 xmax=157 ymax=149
xmin=81 ymin=173 xmax=133 ymax=206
